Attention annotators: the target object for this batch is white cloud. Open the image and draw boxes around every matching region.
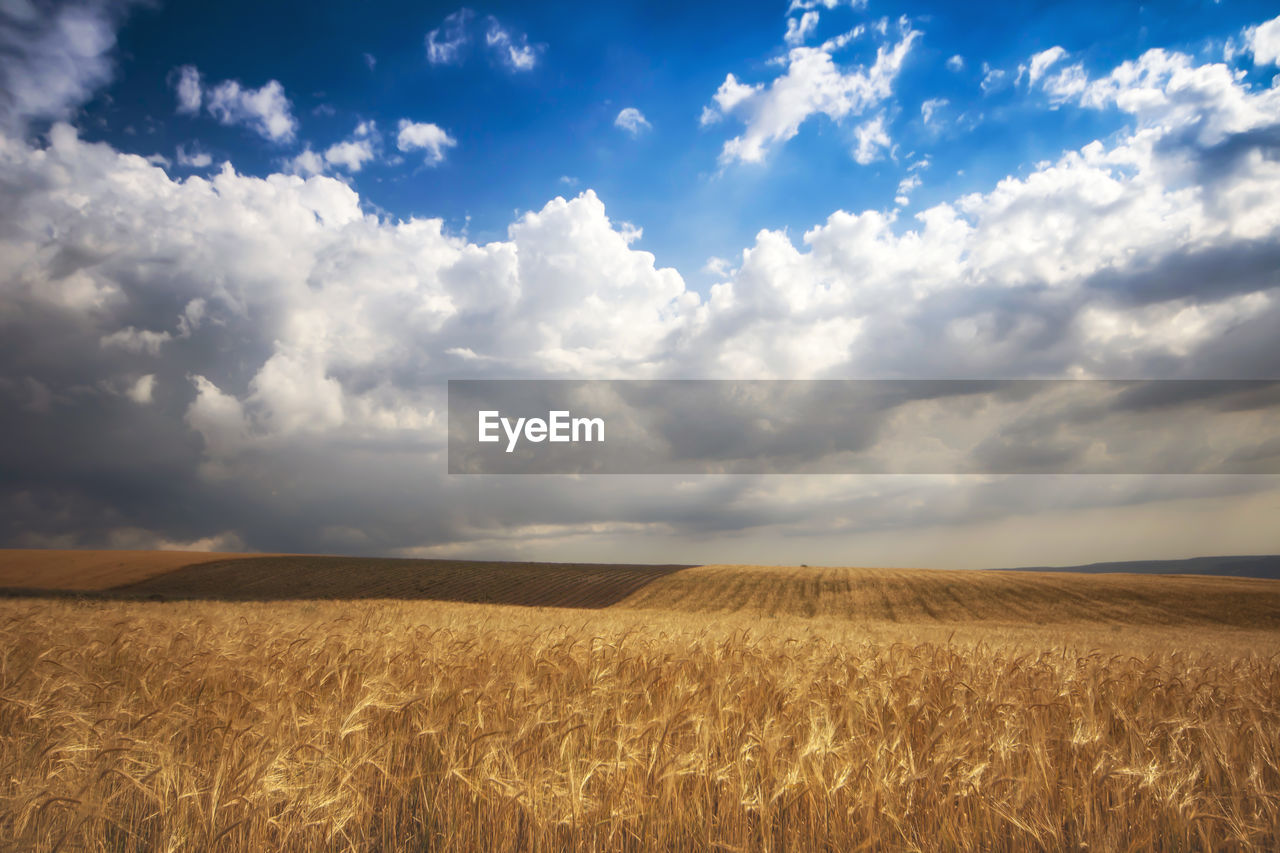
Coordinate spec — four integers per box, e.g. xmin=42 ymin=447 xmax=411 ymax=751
xmin=1041 ymin=62 xmax=1088 ymax=103
xmin=175 ymin=143 xmax=212 ymax=168
xmin=171 ymin=64 xmax=297 ymax=141
xmin=396 ymin=119 xmax=457 ymax=165
xmin=284 ymin=122 xmax=382 ymax=177
xmin=980 ymin=62 xmax=1008 ymax=94
xmin=323 ymin=120 xmax=379 ymax=172
xmin=1037 ymin=46 xmax=1280 ymax=148
xmin=426 ymin=8 xmax=473 ymax=65
xmin=324 ymin=139 xmax=374 ymax=172
xmin=363 ymin=52 xmax=376 ymax=71
xmin=0 ymin=0 xmax=131 ymax=132
xmin=426 ymin=10 xmax=541 ymax=72
xmin=852 ymin=113 xmax=890 ymax=164
xmin=100 ymin=326 xmax=171 ymax=355
xmin=202 ymin=77 xmax=297 ymax=142
xmin=614 ymin=107 xmax=651 ymax=136
xmin=788 ymin=0 xmax=866 ymax=10
xmin=484 ymin=16 xmax=542 ymax=71
xmin=784 ymin=12 xmax=820 ymax=47
xmin=185 ymin=375 xmax=251 ymax=458
xmin=285 ymin=147 xmax=326 ymax=177
xmin=920 ymin=97 xmax=948 ymax=126
xmin=701 ymin=74 xmax=761 ymax=128
xmin=706 ymin=19 xmax=920 ymax=164
xmin=946 ymin=54 xmax=964 ymax=72
xmin=894 ymin=173 xmax=921 ymax=207
xmin=1027 ymin=46 xmax=1067 ymax=86
xmin=172 ymin=64 xmax=201 ymax=113
xmin=703 ymin=256 xmax=734 ymax=277
xmin=126 ymin=374 xmax=155 ymax=404
xmin=1245 ymin=14 xmax=1280 ymax=66
xmin=894 ymin=159 xmax=928 ymax=207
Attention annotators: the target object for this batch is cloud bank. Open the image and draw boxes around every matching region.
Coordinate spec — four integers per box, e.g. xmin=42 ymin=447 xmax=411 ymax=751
xmin=2 ymin=8 xmax=1280 ymax=564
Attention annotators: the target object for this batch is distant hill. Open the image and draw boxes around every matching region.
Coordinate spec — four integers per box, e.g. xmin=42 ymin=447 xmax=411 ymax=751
xmin=2 ymin=550 xmax=1278 ymax=628
xmin=1000 ymin=555 xmax=1280 ymax=580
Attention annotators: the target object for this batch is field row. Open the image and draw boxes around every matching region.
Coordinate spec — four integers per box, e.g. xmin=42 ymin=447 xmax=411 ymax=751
xmin=617 ymin=563 xmax=1280 ymax=627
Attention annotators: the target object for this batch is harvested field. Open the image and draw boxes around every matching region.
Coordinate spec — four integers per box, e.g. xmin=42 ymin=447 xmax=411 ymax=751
xmin=616 ymin=563 xmax=1280 ymax=627
xmin=110 ymin=556 xmax=690 ymax=608
xmin=0 ymin=549 xmax=256 ymax=591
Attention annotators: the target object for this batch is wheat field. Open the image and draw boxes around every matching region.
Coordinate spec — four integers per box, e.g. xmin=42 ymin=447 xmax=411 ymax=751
xmin=3 ymin=585 xmax=1280 ymax=851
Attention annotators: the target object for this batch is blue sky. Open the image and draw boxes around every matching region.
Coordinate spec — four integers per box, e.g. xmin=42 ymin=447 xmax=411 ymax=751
xmin=79 ymin=0 xmax=1280 ymax=286
xmin=2 ymin=0 xmax=1280 ymax=565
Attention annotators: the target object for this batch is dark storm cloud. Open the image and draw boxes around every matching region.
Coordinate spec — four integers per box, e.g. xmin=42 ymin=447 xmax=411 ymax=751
xmin=1085 ymin=239 xmax=1280 ymax=308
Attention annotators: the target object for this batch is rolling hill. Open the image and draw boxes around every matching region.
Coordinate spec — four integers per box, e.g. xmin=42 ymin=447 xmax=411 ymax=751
xmin=1 ymin=549 xmax=1278 ymax=628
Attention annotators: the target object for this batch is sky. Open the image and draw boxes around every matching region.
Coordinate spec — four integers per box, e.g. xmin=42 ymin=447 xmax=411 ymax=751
xmin=1 ymin=0 xmax=1279 ymax=568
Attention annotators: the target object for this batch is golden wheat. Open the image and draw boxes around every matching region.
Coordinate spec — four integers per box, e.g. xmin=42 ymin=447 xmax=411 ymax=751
xmin=1 ymin=597 xmax=1278 ymax=851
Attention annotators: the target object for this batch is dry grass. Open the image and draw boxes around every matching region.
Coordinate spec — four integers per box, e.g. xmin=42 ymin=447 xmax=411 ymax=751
xmin=2 ymin=597 xmax=1279 ymax=851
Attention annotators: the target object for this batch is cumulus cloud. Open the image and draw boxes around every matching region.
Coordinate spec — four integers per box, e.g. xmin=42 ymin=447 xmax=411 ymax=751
xmin=172 ymin=66 xmax=297 ymax=143
xmin=324 ymin=139 xmax=374 ymax=172
xmin=396 ymin=119 xmax=457 ymax=165
xmin=285 ymin=147 xmax=326 ymax=177
xmin=1245 ymin=14 xmax=1280 ymax=66
xmin=946 ymin=54 xmax=964 ymax=72
xmin=321 ymin=120 xmax=379 ymax=172
xmin=204 ymin=78 xmax=296 ymax=142
xmin=614 ymin=107 xmax=651 ymax=136
xmin=1035 ymin=45 xmax=1280 ymax=149
xmin=0 ymin=0 xmax=135 ymax=132
xmin=705 ymin=18 xmax=920 ymax=164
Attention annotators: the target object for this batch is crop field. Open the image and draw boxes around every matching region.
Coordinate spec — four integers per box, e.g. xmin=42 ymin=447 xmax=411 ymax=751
xmin=617 ymin=563 xmax=1280 ymax=627
xmin=0 ymin=549 xmax=257 ymax=591
xmin=1 ymin=552 xmax=1279 ymax=851
xmin=111 ymin=556 xmax=690 ymax=608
